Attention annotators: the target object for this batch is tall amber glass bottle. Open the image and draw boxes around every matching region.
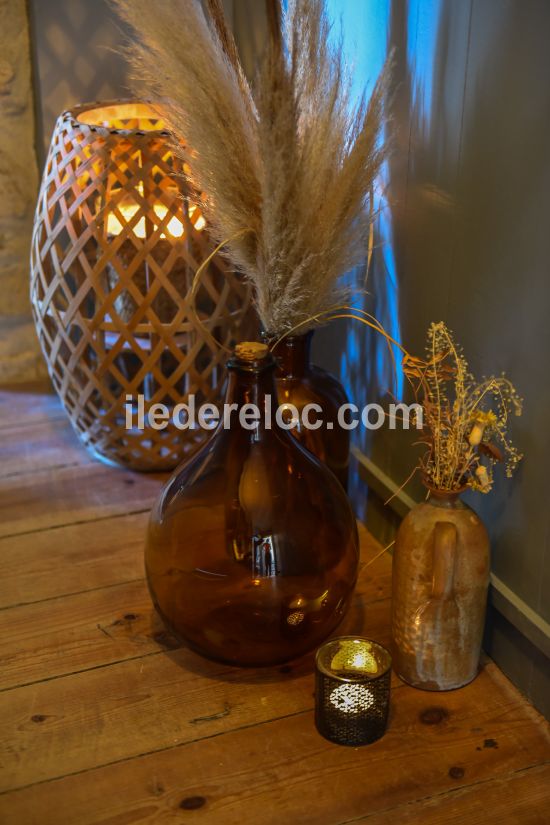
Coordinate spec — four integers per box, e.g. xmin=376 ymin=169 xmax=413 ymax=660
xmin=267 ymin=332 xmax=350 ymax=490
xmin=145 ymin=343 xmax=359 ymax=666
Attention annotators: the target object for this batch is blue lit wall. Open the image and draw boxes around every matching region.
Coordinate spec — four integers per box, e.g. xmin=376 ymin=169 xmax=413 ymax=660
xmin=326 ymin=0 xmax=404 ymax=516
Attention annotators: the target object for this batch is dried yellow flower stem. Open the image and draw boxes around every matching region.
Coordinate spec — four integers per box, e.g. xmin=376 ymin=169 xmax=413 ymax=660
xmin=405 ymin=322 xmax=523 ymax=494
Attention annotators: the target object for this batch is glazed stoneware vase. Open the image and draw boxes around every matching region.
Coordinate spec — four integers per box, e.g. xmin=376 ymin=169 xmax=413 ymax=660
xmin=145 ymin=343 xmax=359 ymax=666
xmin=267 ymin=331 xmax=350 ymax=490
xmin=391 ymin=489 xmax=490 ymax=690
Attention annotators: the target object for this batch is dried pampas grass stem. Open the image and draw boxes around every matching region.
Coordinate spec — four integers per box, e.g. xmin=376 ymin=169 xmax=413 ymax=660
xmin=189 ymin=227 xmax=253 ymax=353
xmin=112 ymin=0 xmax=390 ymax=335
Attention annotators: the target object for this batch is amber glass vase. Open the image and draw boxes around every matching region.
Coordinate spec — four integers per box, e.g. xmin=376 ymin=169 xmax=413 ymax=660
xmin=145 ymin=343 xmax=359 ymax=666
xmin=266 ymin=332 xmax=350 ymax=490
xmin=391 ymin=489 xmax=490 ymax=690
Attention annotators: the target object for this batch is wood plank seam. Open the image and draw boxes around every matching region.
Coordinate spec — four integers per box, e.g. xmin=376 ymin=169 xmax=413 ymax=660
xmin=0 ymin=644 xmax=400 ymax=695
xmin=0 ymin=647 xmax=170 ymax=695
xmin=0 ymin=592 xmax=392 ymax=692
xmin=0 ymin=414 xmax=67 ymax=432
xmin=0 ymin=418 xmax=80 ymax=436
xmin=0 ymin=507 xmax=152 ymax=542
xmin=0 ymin=685 xmax=546 ymax=801
xmin=338 ymin=759 xmax=550 ymax=824
xmin=0 ymin=576 xmax=144 ymax=613
xmin=0 ymin=708 xmax=313 ymax=796
xmin=0 ymin=461 xmax=89 ymax=483
xmin=0 ymin=554 xmax=374 ymax=613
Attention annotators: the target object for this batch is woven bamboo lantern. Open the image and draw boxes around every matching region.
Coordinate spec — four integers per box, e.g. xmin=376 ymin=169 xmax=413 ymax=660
xmin=30 ymin=101 xmax=254 ymax=470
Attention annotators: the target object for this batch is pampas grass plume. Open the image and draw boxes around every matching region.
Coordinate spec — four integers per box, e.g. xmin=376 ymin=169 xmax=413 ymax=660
xmin=112 ymin=0 xmax=390 ymax=334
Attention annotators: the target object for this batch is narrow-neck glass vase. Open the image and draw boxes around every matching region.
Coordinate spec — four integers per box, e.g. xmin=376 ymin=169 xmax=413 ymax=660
xmin=267 ymin=332 xmax=350 ymax=490
xmin=145 ymin=344 xmax=359 ymax=667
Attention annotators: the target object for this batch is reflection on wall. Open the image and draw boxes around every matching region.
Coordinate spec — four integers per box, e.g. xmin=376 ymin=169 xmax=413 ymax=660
xmin=29 ymin=0 xmax=133 ymax=158
xmin=325 ymin=0 xmax=404 ymax=522
xmin=406 ymin=0 xmax=443 ymax=127
xmin=29 ymin=0 xmax=237 ymax=159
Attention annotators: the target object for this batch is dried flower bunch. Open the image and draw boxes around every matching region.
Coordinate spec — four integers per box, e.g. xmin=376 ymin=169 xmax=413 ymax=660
xmin=111 ymin=0 xmax=390 ymax=335
xmin=404 ymin=322 xmax=523 ymax=493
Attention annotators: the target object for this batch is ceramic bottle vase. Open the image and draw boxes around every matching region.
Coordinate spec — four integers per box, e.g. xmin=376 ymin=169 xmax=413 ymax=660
xmin=145 ymin=342 xmax=359 ymax=667
xmin=267 ymin=332 xmax=350 ymax=490
xmin=391 ymin=489 xmax=490 ymax=690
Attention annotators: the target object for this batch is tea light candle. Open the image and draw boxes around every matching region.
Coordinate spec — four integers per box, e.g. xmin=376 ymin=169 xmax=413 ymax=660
xmin=315 ymin=637 xmax=391 ymax=746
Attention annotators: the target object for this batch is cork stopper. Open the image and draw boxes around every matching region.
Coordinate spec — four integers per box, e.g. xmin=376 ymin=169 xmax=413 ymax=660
xmin=234 ymin=341 xmax=269 ymax=361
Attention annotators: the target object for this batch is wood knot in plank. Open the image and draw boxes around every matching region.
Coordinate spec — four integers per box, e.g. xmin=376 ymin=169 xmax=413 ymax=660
xmin=419 ymin=706 xmax=449 ymax=725
xmin=179 ymin=796 xmax=206 ymax=810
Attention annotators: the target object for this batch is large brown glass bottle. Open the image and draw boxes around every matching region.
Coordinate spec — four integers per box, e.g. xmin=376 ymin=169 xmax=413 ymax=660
xmin=266 ymin=332 xmax=350 ymax=490
xmin=145 ymin=343 xmax=359 ymax=667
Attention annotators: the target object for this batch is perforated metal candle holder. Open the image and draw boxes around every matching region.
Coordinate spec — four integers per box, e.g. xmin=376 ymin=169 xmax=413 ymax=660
xmin=315 ymin=637 xmax=391 ymax=746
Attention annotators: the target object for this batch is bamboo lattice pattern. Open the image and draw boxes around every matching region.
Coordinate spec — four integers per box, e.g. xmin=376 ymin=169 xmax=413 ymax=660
xmin=31 ymin=101 xmax=254 ymax=470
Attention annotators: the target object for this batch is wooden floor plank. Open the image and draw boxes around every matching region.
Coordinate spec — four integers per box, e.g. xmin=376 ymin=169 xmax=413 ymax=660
xmin=0 ymin=580 xmax=173 ymax=691
xmin=0 ymin=524 xmax=390 ymax=690
xmin=0 ymin=597 xmax=392 ymax=792
xmin=0 ymin=512 xmax=149 ymax=609
xmin=353 ymin=762 xmax=550 ymax=825
xmin=0 ymin=664 xmax=548 ymax=824
xmin=0 ymin=463 xmax=163 ymax=538
xmin=0 ymin=384 xmax=64 ymax=429
xmin=0 ymin=572 xmax=389 ymax=692
xmin=0 ymin=386 xmax=548 ymax=824
xmin=0 ymin=517 xmax=388 ymax=610
xmin=0 ymin=417 xmax=91 ymax=478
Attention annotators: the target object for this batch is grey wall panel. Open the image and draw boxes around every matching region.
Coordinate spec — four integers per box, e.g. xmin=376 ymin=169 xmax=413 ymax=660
xmin=448 ymin=0 xmax=550 ymax=625
xmin=379 ymin=0 xmax=550 ymax=627
xmin=325 ymin=0 xmax=550 ymax=714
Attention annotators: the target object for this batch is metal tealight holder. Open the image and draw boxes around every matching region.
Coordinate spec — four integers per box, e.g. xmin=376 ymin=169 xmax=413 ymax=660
xmin=315 ymin=637 xmax=391 ymax=746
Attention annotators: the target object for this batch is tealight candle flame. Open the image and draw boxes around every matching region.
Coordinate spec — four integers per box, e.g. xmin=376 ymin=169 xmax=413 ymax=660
xmin=329 ymin=641 xmax=379 ymax=674
xmin=329 ymin=683 xmax=374 ymax=714
xmin=105 ymin=198 xmax=205 ymax=239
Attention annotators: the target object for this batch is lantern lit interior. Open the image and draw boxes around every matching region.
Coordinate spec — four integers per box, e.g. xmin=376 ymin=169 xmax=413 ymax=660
xmin=75 ymin=102 xmax=206 ymax=241
xmin=316 ymin=637 xmax=392 ymax=681
xmin=329 ymin=683 xmax=374 ymax=714
xmin=76 ymin=101 xmax=168 ymax=131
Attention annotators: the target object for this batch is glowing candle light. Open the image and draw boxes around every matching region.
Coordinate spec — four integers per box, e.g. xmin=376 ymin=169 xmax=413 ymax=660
xmin=315 ymin=637 xmax=391 ymax=745
xmin=329 ymin=683 xmax=374 ymax=714
xmin=104 ymin=183 xmax=205 ymax=240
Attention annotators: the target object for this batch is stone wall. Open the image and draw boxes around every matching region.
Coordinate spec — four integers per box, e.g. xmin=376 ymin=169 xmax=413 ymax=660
xmin=0 ymin=0 xmax=42 ymax=383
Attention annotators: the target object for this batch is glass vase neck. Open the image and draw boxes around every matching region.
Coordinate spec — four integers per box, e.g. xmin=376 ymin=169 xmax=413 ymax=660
xmin=226 ymin=351 xmax=276 ymax=408
xmin=263 ymin=331 xmax=313 ymax=378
